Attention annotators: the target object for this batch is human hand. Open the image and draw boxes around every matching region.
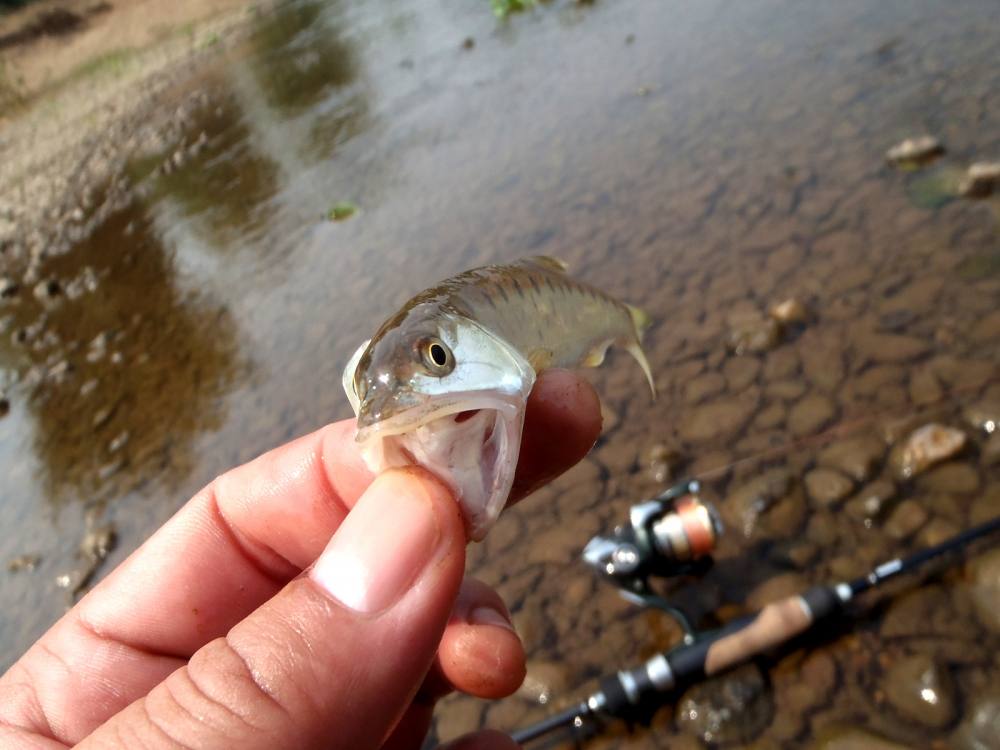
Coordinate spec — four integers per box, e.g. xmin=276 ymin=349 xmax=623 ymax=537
xmin=0 ymin=370 xmax=602 ymax=749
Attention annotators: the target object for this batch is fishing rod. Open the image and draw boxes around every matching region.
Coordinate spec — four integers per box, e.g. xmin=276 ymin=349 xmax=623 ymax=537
xmin=510 ymin=505 xmax=1000 ymax=744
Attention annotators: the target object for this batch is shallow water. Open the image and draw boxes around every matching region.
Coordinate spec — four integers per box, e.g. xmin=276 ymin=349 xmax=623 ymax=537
xmin=2 ymin=0 xmax=999 ymax=747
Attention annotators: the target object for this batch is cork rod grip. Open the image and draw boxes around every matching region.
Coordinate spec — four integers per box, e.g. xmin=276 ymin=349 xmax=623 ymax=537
xmin=703 ymin=596 xmax=813 ymax=675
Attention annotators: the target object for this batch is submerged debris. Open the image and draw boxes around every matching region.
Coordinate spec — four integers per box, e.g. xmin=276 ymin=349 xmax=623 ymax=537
xmin=959 ymin=161 xmax=1000 ymax=198
xmin=327 ymin=201 xmax=358 ymax=222
xmin=644 ymin=441 xmax=683 ymax=483
xmin=7 ymin=554 xmax=41 ymax=573
xmin=890 ymin=423 xmax=967 ymax=479
xmin=726 ymin=312 xmax=782 ymax=354
xmin=886 ymin=135 xmax=944 ymax=167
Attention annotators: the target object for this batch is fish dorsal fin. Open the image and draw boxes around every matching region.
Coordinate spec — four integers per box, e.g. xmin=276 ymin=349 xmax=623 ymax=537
xmin=525 ymin=255 xmax=569 ymax=273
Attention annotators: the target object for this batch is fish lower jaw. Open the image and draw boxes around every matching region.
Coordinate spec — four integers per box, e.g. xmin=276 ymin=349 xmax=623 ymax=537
xmin=356 ymin=403 xmax=524 ymax=541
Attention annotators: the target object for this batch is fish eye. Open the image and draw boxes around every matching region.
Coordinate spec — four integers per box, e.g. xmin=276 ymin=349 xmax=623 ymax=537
xmin=421 ymin=338 xmax=454 ymax=375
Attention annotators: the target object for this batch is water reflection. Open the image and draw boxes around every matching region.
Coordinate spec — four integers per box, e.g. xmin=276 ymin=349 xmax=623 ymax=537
xmin=0 ymin=203 xmax=244 ymax=509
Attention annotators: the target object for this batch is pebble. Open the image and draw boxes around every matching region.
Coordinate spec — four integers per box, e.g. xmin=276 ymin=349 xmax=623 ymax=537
xmin=723 ymin=468 xmax=805 ymax=539
xmin=884 ymin=499 xmax=929 ymax=540
xmin=958 ymin=161 xmax=1000 ymax=198
xmin=804 ymin=467 xmax=853 ymax=507
xmin=746 ymin=572 xmax=807 ymax=610
xmin=916 ymin=462 xmax=980 ymax=494
xmin=854 ymin=331 xmax=930 ymax=364
xmin=970 ymin=486 xmax=1000 ymax=525
xmin=769 ymin=297 xmax=808 ymax=324
xmin=951 ymin=689 xmax=1000 ymax=750
xmin=723 ymin=356 xmax=761 ymax=392
xmin=885 ymin=135 xmax=944 ymax=166
xmin=918 ymin=517 xmax=959 ymax=547
xmin=818 ymin=435 xmax=885 ymax=481
xmin=788 ymin=393 xmax=836 ymax=437
xmin=684 ymin=372 xmax=727 ymax=403
xmin=679 ymin=392 xmax=759 ymax=443
xmin=811 ymin=726 xmax=916 ymax=750
xmin=676 ymin=663 xmax=774 ymax=745
xmin=726 ymin=313 xmax=783 ymax=355
xmin=983 ymin=434 xmax=1000 ymax=466
xmin=517 ymin=660 xmax=570 ymax=705
xmin=644 ymin=442 xmax=683 ymax=483
xmin=80 ymin=523 xmax=117 ymax=563
xmin=890 ymin=424 xmax=967 ymax=479
xmin=963 ymin=401 xmax=1000 ymax=435
xmin=7 ymin=554 xmax=41 ymax=573
xmin=883 ymin=653 xmax=956 ymax=728
xmin=967 ymin=549 xmax=1000 ymax=635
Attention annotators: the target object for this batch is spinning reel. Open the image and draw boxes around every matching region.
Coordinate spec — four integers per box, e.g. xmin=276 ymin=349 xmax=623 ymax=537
xmin=581 ymin=480 xmax=722 ymax=637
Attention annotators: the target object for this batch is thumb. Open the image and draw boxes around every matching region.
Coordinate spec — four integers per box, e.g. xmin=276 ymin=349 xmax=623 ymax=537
xmin=80 ymin=468 xmax=467 ymax=750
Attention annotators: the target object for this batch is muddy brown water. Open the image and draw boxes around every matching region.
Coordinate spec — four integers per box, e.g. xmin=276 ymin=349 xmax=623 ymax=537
xmin=2 ymin=0 xmax=1000 ymax=747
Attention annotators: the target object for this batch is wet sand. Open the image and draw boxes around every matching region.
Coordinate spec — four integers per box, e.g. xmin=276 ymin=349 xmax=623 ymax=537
xmin=2 ymin=0 xmax=1000 ymax=747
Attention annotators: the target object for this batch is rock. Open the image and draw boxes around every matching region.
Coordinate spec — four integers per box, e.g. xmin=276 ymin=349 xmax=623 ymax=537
xmin=33 ymin=278 xmax=62 ymax=301
xmin=804 ymin=468 xmax=853 ymax=507
xmin=723 ymin=468 xmax=805 ymax=539
xmin=959 ymin=161 xmax=1000 ymax=198
xmin=854 ymin=331 xmax=930 ymax=364
xmin=970 ymin=487 xmax=1000 ymax=525
xmin=7 ymin=554 xmax=41 ymax=573
xmin=818 ymin=435 xmax=885 ymax=482
xmin=908 ymin=367 xmax=943 ymax=406
xmin=967 ymin=549 xmax=1000 ymax=634
xmin=916 ymin=462 xmax=980 ymax=494
xmin=952 ymin=689 xmax=1000 ymax=750
xmin=963 ymin=401 xmax=1000 ymax=435
xmin=679 ymin=392 xmax=759 ymax=443
xmin=970 ymin=311 xmax=1000 ymax=343
xmin=754 ymin=402 xmax=786 ymax=430
xmin=769 ymin=298 xmax=808 ymax=324
xmin=788 ymin=393 xmax=836 ymax=437
xmin=883 ymin=653 xmax=956 ymax=728
xmin=518 ymin=660 xmax=570 ymax=705
xmin=724 ymin=356 xmax=761 ymax=392
xmin=983 ymin=434 xmax=1000 ymax=467
xmin=80 ymin=523 xmax=117 ymax=563
xmin=884 ymin=499 xmax=928 ymax=540
xmin=918 ymin=517 xmax=959 ymax=547
xmin=811 ymin=726 xmax=915 ymax=750
xmin=676 ymin=663 xmax=773 ymax=745
xmin=644 ymin=442 xmax=684 ymax=483
xmin=0 ymin=277 xmax=18 ymax=299
xmin=461 ymin=36 xmax=475 ymax=50
xmin=890 ymin=424 xmax=967 ymax=479
xmin=746 ymin=572 xmax=807 ymax=610
xmin=727 ymin=314 xmax=783 ymax=355
xmin=881 ymin=585 xmax=978 ymax=640
xmin=685 ymin=372 xmax=727 ymax=403
xmin=885 ymin=135 xmax=944 ymax=166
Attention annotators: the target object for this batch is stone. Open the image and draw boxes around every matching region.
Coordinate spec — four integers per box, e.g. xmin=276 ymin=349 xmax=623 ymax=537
xmin=963 ymin=401 xmax=1000 ymax=435
xmin=854 ymin=331 xmax=930 ymax=364
xmin=970 ymin=487 xmax=1000 ymax=525
xmin=881 ymin=585 xmax=977 ymax=640
xmin=676 ymin=663 xmax=773 ymax=745
xmin=518 ymin=660 xmax=570 ymax=705
xmin=890 ymin=424 xmax=967 ymax=479
xmin=763 ymin=347 xmax=799 ymax=381
xmin=7 ymin=554 xmax=41 ymax=573
xmin=754 ymin=402 xmax=786 ymax=430
xmin=951 ymin=689 xmax=1000 ymax=750
xmin=644 ymin=442 xmax=684 ymax=483
xmin=885 ymin=135 xmax=944 ymax=166
xmin=916 ymin=462 xmax=980 ymax=494
xmin=811 ymin=726 xmax=915 ymax=750
xmin=970 ymin=310 xmax=1000 ymax=343
xmin=788 ymin=394 xmax=836 ymax=437
xmin=844 ymin=483 xmax=894 ymax=527
xmin=984 ymin=434 xmax=1000 ymax=467
xmin=746 ymin=572 xmax=807 ymax=610
xmin=908 ymin=367 xmax=943 ymax=406
xmin=804 ymin=468 xmax=853 ymax=507
xmin=882 ymin=653 xmax=956 ymax=728
xmin=769 ymin=298 xmax=808 ymax=324
xmin=723 ymin=469 xmax=805 ymax=540
xmin=967 ymin=549 xmax=1000 ymax=635
xmin=884 ymin=499 xmax=928 ymax=540
xmin=818 ymin=435 xmax=885 ymax=482
xmin=679 ymin=392 xmax=759 ymax=443
xmin=959 ymin=161 xmax=1000 ymax=198
xmin=685 ymin=372 xmax=727 ymax=403
xmin=918 ymin=517 xmax=959 ymax=547
xmin=727 ymin=314 xmax=782 ymax=355
xmin=724 ymin=356 xmax=761 ymax=392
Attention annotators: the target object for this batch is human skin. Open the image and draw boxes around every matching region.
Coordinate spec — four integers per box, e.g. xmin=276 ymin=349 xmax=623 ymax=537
xmin=0 ymin=369 xmax=602 ymax=749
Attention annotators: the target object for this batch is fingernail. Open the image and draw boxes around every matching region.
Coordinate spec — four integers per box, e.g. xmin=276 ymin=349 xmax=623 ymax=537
xmin=311 ymin=471 xmax=441 ymax=613
xmin=469 ymin=606 xmax=516 ymax=634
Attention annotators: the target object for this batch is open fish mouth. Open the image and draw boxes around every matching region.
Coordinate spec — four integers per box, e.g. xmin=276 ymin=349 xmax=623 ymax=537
xmin=354 ymin=393 xmax=526 ymax=541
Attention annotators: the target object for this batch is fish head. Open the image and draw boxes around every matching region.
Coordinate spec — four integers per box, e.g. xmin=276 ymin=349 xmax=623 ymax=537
xmin=341 ymin=306 xmax=536 ymax=540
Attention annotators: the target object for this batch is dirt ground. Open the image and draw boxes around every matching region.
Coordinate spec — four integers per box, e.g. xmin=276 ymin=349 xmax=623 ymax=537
xmin=0 ymin=0 xmax=263 ymax=251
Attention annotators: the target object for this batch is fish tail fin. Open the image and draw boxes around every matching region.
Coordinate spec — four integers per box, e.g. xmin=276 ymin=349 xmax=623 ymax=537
xmin=625 ymin=304 xmax=657 ymax=399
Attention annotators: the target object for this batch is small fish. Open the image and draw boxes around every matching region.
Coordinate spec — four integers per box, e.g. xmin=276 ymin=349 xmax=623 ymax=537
xmin=342 ymin=256 xmax=654 ymax=540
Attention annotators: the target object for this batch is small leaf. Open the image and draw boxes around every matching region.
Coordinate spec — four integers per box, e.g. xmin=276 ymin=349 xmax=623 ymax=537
xmin=327 ymin=201 xmax=358 ymax=222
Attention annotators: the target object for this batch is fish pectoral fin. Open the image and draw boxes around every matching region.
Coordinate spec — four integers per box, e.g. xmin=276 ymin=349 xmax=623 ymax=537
xmin=527 ymin=347 xmax=555 ymax=372
xmin=341 ymin=338 xmax=371 ymax=415
xmin=582 ymin=340 xmax=612 ymax=368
